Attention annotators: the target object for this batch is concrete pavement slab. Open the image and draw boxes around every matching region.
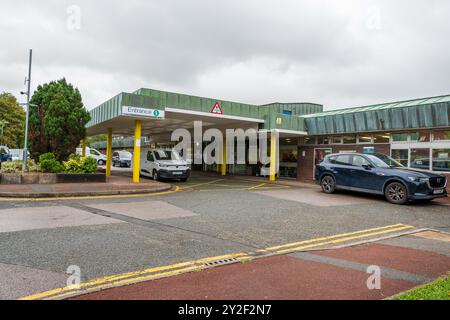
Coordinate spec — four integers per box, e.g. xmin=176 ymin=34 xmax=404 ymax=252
xmin=0 ymin=206 xmax=122 ymax=233
xmin=252 ymin=188 xmax=378 ymax=207
xmin=379 ymin=234 xmax=450 ymax=257
xmin=85 ymin=201 xmax=198 ymax=220
xmin=0 ymin=262 xmax=67 ymax=300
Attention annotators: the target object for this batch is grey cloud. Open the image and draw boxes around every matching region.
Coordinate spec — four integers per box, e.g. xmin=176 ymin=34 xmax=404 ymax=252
xmin=0 ymin=0 xmax=449 ymax=110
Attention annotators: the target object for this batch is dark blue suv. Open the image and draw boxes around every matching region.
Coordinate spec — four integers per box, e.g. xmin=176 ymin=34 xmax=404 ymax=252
xmin=315 ymin=153 xmax=448 ymax=204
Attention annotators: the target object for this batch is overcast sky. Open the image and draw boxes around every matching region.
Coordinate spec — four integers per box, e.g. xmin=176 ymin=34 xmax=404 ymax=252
xmin=1 ymin=0 xmax=449 ymax=111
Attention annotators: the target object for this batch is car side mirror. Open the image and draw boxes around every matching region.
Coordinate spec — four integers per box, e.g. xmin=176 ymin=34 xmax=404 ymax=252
xmin=362 ymin=164 xmax=373 ymax=170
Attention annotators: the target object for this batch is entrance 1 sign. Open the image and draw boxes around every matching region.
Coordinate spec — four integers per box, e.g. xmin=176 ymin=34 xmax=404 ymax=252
xmin=122 ymin=106 xmax=165 ymax=119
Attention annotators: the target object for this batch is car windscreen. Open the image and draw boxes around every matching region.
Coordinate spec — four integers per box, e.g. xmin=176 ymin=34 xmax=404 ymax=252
xmin=367 ymin=154 xmax=404 ymax=168
xmin=0 ymin=147 xmax=9 ymax=155
xmin=154 ymin=150 xmax=181 ymax=161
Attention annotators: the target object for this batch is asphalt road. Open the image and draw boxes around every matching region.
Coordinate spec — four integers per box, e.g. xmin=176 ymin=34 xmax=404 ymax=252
xmin=0 ymin=173 xmax=449 ymax=299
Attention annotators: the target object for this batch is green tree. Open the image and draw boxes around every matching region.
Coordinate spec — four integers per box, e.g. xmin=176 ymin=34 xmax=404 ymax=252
xmin=86 ymin=134 xmax=107 ymax=146
xmin=29 ymin=78 xmax=90 ymax=160
xmin=0 ymin=92 xmax=25 ymax=148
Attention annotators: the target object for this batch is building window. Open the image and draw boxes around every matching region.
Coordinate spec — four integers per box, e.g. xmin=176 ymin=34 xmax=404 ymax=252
xmin=331 ymin=136 xmax=342 ymax=144
xmin=432 ymin=149 xmax=450 ymax=172
xmin=358 ymin=135 xmax=372 ymax=144
xmin=317 ymin=136 xmax=330 ymax=145
xmin=410 ymin=148 xmax=430 ymax=170
xmin=391 ymin=149 xmax=409 ymax=167
xmin=343 ymin=136 xmax=357 ymax=144
xmin=373 ymin=133 xmax=390 ymax=144
xmin=304 ymin=137 xmax=316 ymax=145
xmin=410 ymin=131 xmax=430 ymax=142
xmin=392 ymin=133 xmax=409 ymax=142
xmin=433 ymin=130 xmax=450 ymax=141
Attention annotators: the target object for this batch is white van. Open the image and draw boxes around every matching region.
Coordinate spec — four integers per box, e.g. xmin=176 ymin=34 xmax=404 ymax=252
xmin=76 ymin=147 xmax=107 ymax=165
xmin=140 ymin=148 xmax=190 ymax=181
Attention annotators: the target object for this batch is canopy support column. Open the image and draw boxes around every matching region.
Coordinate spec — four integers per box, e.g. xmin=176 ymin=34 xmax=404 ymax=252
xmin=133 ymin=120 xmax=142 ymax=183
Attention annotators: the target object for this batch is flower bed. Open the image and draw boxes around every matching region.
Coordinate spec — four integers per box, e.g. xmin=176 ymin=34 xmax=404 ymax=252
xmin=0 ymin=152 xmax=105 ymax=184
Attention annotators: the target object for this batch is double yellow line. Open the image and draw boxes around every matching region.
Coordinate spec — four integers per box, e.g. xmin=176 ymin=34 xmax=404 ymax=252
xmin=263 ymin=223 xmax=414 ymax=254
xmin=19 ymin=223 xmax=415 ymax=300
xmin=19 ymin=252 xmax=250 ymax=301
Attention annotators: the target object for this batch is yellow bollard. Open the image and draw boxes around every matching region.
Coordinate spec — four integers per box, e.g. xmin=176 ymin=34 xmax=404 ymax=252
xmin=221 ymin=136 xmax=227 ymax=176
xmin=106 ymin=128 xmax=112 ymax=177
xmin=269 ymin=131 xmax=277 ymax=181
xmin=133 ymin=120 xmax=142 ymax=183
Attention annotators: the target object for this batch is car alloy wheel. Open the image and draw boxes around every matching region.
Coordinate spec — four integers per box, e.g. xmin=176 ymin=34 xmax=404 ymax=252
xmin=385 ymin=182 xmax=407 ymax=205
xmin=153 ymin=170 xmax=158 ymax=181
xmin=321 ymin=176 xmax=335 ymax=193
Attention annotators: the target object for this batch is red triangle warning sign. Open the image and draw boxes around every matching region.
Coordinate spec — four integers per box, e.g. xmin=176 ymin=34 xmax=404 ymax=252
xmin=210 ymin=102 xmax=223 ymax=114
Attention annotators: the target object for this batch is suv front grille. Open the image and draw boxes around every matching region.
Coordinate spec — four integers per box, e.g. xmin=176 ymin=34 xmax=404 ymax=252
xmin=429 ymin=177 xmax=446 ymax=189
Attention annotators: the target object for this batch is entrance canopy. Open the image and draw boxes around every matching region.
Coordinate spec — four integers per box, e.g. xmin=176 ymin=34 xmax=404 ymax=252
xmin=85 ymin=88 xmax=318 ymax=183
xmin=86 ymin=89 xmax=319 ymax=137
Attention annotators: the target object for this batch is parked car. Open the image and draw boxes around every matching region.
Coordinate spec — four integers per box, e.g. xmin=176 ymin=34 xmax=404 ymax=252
xmin=140 ymin=148 xmax=190 ymax=181
xmin=315 ymin=153 xmax=447 ymax=205
xmin=256 ymin=163 xmax=278 ymax=178
xmin=0 ymin=146 xmax=12 ymax=163
xmin=9 ymin=149 xmax=22 ymax=162
xmin=112 ymin=150 xmax=132 ymax=167
xmin=76 ymin=147 xmax=107 ymax=165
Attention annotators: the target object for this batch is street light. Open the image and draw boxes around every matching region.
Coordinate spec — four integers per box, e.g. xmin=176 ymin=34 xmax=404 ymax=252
xmin=20 ymin=49 xmax=32 ymax=171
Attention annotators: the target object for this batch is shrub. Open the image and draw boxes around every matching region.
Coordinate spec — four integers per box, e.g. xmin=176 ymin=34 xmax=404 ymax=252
xmin=39 ymin=152 xmax=64 ymax=173
xmin=63 ymin=154 xmax=97 ymax=174
xmin=82 ymin=157 xmax=98 ymax=174
xmin=26 ymin=159 xmax=41 ymax=172
xmin=0 ymin=161 xmax=21 ymax=173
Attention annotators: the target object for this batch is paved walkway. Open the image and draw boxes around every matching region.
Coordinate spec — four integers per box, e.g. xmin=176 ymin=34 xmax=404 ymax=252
xmin=0 ymin=175 xmax=171 ymax=198
xmin=72 ymin=231 xmax=450 ymax=300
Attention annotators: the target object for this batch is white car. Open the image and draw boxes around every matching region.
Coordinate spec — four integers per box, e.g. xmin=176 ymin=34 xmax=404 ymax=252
xmin=76 ymin=147 xmax=107 ymax=165
xmin=112 ymin=150 xmax=132 ymax=167
xmin=256 ymin=163 xmax=278 ymax=178
xmin=140 ymin=148 xmax=190 ymax=181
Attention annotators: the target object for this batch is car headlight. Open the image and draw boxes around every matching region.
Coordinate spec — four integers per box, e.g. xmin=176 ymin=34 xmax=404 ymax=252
xmin=407 ymin=176 xmax=429 ymax=183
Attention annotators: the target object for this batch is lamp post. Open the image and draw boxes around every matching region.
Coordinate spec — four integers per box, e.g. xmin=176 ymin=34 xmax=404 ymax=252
xmin=21 ymin=49 xmax=32 ymax=171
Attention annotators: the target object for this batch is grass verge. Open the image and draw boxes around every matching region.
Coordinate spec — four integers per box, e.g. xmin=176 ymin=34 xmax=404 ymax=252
xmin=394 ymin=275 xmax=450 ymax=300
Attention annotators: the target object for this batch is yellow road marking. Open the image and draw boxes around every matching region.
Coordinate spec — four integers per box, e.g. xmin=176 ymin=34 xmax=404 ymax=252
xmin=199 ymin=183 xmax=257 ymax=188
xmin=19 ymin=224 xmax=415 ymax=300
xmin=0 ymin=186 xmax=180 ymax=202
xmin=197 ymin=185 xmax=290 ymax=192
xmin=46 ymin=266 xmax=203 ymax=300
xmin=179 ymin=179 xmax=225 ymax=190
xmin=266 ymin=223 xmax=408 ymax=251
xmin=19 ymin=252 xmax=249 ymax=300
xmin=275 ymin=225 xmax=414 ymax=254
xmin=248 ymin=183 xmax=267 ymax=190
